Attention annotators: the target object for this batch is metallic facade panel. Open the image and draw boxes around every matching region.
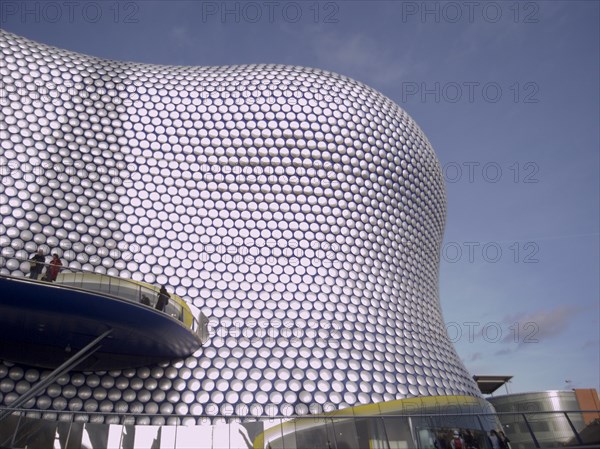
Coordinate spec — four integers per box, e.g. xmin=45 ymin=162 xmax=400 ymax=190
xmin=0 ymin=30 xmax=480 ymax=423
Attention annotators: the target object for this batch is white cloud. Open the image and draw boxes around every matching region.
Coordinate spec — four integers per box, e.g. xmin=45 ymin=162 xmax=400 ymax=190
xmin=501 ymin=304 xmax=581 ymax=345
xmin=468 ymin=352 xmax=484 ymax=361
xmin=307 ymin=29 xmax=418 ymax=87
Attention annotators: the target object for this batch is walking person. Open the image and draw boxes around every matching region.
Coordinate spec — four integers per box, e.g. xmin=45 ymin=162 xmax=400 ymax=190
xmin=156 ymin=285 xmax=170 ymax=312
xmin=29 ymin=249 xmax=45 ymax=280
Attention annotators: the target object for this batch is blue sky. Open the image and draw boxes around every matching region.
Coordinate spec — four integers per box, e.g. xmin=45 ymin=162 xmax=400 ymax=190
xmin=1 ymin=1 xmax=598 ymax=394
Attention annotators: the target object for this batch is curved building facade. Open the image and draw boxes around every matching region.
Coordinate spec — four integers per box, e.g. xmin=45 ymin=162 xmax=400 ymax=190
xmin=0 ymin=30 xmax=480 ymax=424
xmin=488 ymin=391 xmax=600 ymax=448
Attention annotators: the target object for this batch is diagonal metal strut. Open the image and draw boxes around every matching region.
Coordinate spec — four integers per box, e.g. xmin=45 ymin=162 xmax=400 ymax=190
xmin=0 ymin=329 xmax=113 ymax=423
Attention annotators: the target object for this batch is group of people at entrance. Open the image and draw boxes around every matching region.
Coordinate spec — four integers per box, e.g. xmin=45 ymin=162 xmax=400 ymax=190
xmin=29 ymin=249 xmax=62 ymax=282
xmin=435 ymin=429 xmax=510 ymax=449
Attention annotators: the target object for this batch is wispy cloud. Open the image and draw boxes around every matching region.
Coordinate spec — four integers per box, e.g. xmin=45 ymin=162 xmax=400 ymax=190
xmin=582 ymin=339 xmax=599 ymax=349
xmin=170 ymin=25 xmax=190 ymax=47
xmin=495 ymin=348 xmax=513 ymax=357
xmin=468 ymin=352 xmax=484 ymax=362
xmin=457 ymin=304 xmax=583 ymax=359
xmin=307 ymin=29 xmax=419 ymax=88
xmin=501 ymin=304 xmax=581 ymax=346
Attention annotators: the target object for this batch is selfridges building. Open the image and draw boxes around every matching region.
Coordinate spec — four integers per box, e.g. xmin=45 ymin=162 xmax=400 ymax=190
xmin=0 ymin=30 xmax=482 ymax=427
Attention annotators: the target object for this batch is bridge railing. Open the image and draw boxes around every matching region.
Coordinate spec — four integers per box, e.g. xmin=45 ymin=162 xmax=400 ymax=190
xmin=0 ymin=254 xmax=206 ymax=340
xmin=0 ymin=407 xmax=598 ymax=449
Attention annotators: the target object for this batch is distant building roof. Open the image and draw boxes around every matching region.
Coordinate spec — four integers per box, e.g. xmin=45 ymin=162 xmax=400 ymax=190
xmin=473 ymin=375 xmax=513 ymax=395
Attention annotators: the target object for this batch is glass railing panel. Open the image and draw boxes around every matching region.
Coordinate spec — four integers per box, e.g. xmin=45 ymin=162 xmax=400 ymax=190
xmin=1 ymin=256 xmax=203 ymax=328
xmin=115 ymin=424 xmax=161 ymax=449
xmin=524 ymin=411 xmax=587 ymax=448
xmin=496 ymin=413 xmax=540 ymax=449
xmin=429 ymin=411 xmax=492 ymax=433
xmin=293 ymin=416 xmax=331 ymax=448
xmin=383 ymin=416 xmax=420 ymax=449
xmin=0 ymin=413 xmax=21 ymax=447
xmin=329 ymin=416 xmax=361 ymax=449
xmin=80 ymin=422 xmax=111 ymax=448
xmin=0 ymin=409 xmax=599 ymax=448
xmin=156 ymin=425 xmax=178 ymax=449
xmin=355 ymin=417 xmax=391 ymax=449
xmin=174 ymin=422 xmax=211 ymax=449
xmin=469 ymin=428 xmax=492 ymax=449
xmin=165 ymin=301 xmax=184 ymax=321
xmin=53 ymin=421 xmax=77 ymax=449
xmin=276 ymin=417 xmax=298 ymax=449
xmin=140 ymin=285 xmax=157 ymax=308
xmin=9 ymin=414 xmax=59 ymax=449
xmin=566 ymin=410 xmax=600 ymax=445
xmin=408 ymin=417 xmax=493 ymax=449
xmin=414 ymin=427 xmax=437 ymax=449
xmin=259 ymin=417 xmax=286 ymax=449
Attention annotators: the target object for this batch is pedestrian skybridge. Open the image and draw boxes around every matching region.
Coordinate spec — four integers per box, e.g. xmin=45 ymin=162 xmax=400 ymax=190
xmin=0 ymin=257 xmax=209 ymax=372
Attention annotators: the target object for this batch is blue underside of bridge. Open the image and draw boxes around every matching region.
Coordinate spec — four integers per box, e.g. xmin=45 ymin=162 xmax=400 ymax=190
xmin=0 ymin=276 xmax=202 ymax=371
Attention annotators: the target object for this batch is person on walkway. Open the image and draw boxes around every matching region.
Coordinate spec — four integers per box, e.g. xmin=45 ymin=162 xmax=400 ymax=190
xmin=450 ymin=431 xmax=465 ymax=449
xmin=488 ymin=430 xmax=501 ymax=449
xmin=140 ymin=294 xmax=151 ymax=306
xmin=156 ymin=285 xmax=170 ymax=312
xmin=498 ymin=431 xmax=511 ymax=449
xmin=29 ymin=249 xmax=45 ymax=280
xmin=44 ymin=254 xmax=62 ymax=282
xmin=463 ymin=430 xmax=479 ymax=449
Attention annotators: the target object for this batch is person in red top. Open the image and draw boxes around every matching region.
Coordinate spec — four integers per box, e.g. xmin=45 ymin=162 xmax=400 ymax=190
xmin=44 ymin=254 xmax=62 ymax=282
